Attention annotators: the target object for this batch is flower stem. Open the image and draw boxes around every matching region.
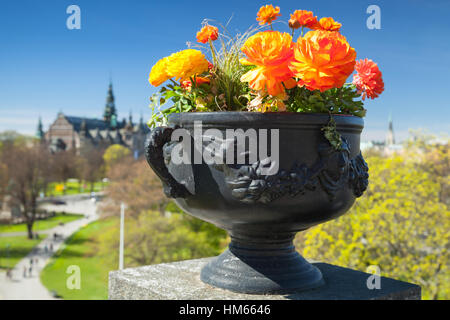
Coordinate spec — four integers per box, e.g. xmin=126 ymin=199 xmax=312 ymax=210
xmin=209 ymin=39 xmax=217 ymax=66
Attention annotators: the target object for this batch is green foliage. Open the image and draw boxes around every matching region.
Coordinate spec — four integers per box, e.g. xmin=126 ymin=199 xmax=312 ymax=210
xmin=46 ymin=180 xmax=104 ymax=197
xmin=300 ymin=149 xmax=450 ymax=300
xmin=149 ymin=81 xmax=366 ymax=128
xmin=0 ymin=236 xmax=41 ymax=269
xmin=209 ymin=29 xmax=255 ymax=110
xmin=0 ymin=212 xmax=84 ymax=234
xmin=166 ymin=201 xmax=228 ymax=250
xmin=321 ymin=116 xmax=343 ymax=151
xmin=0 ymin=131 xmax=35 ymax=146
xmin=103 ymin=144 xmax=131 ymax=172
xmin=286 ymin=84 xmax=366 ymax=117
xmin=98 ymin=210 xmax=227 ymax=268
xmin=41 ymin=218 xmax=118 ymax=300
xmin=148 ymin=82 xmax=191 ymax=128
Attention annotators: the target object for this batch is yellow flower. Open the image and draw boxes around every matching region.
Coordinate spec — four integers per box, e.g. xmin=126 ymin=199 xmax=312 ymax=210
xmin=148 ymin=49 xmax=209 ymax=86
xmin=166 ymin=49 xmax=209 ymax=81
xmin=149 ymin=57 xmax=170 ymax=87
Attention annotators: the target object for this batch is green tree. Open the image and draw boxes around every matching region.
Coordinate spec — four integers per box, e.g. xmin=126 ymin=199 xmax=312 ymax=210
xmin=103 ymin=144 xmax=131 ymax=174
xmin=102 ymin=159 xmax=167 ymax=216
xmin=51 ymin=150 xmax=80 ymax=194
xmin=79 ymin=144 xmax=105 ymax=192
xmin=100 ymin=157 xmax=228 ymax=268
xmin=1 ymin=143 xmax=50 ymax=238
xmin=98 ymin=210 xmax=226 ymax=268
xmin=0 ymin=154 xmax=7 ymax=199
xmin=299 ymin=151 xmax=450 ymax=300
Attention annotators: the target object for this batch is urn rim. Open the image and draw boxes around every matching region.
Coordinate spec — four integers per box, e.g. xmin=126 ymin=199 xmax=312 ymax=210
xmin=167 ymin=111 xmax=364 ymax=132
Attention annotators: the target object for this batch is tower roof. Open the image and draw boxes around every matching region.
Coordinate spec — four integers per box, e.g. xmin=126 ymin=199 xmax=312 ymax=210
xmin=103 ymin=82 xmax=117 ymax=124
xmin=65 ymin=116 xmax=125 ymax=131
xmin=36 ymin=116 xmax=44 ymax=139
xmin=386 ymin=112 xmax=395 ymax=145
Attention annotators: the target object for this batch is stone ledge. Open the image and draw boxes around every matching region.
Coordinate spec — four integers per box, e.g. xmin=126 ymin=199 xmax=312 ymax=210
xmin=109 ymin=257 xmax=421 ymax=300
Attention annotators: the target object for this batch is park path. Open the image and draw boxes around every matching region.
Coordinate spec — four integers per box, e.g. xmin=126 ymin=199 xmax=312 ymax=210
xmin=0 ymin=194 xmax=99 ymax=300
xmin=0 ymin=230 xmax=53 ymax=238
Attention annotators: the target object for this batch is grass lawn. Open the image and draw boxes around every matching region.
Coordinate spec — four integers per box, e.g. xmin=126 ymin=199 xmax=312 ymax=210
xmin=46 ymin=181 xmax=105 ymax=197
xmin=0 ymin=212 xmax=84 ymax=234
xmin=40 ymin=217 xmax=118 ymax=300
xmin=0 ymin=236 xmax=41 ymax=269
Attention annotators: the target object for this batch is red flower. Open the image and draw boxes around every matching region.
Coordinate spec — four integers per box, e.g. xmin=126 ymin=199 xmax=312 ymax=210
xmin=352 ymin=59 xmax=384 ymax=100
xmin=196 ymin=25 xmax=219 ymax=44
xmin=181 ymin=77 xmax=210 ymax=91
xmin=289 ymin=10 xmax=317 ymax=29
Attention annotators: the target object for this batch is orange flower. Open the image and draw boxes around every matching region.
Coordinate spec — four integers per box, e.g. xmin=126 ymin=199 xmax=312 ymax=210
xmin=352 ymin=59 xmax=384 ymax=100
xmin=181 ymin=77 xmax=211 ymax=91
xmin=256 ymin=5 xmax=281 ymax=26
xmin=290 ymin=30 xmax=356 ymax=92
xmin=240 ymin=31 xmax=296 ymax=97
xmin=312 ymin=17 xmax=342 ymax=31
xmin=196 ymin=25 xmax=219 ymax=44
xmin=289 ymin=10 xmax=317 ymax=29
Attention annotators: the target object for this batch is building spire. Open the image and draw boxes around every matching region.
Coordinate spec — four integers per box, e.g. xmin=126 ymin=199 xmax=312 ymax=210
xmin=103 ymin=81 xmax=117 ymax=126
xmin=139 ymin=111 xmax=145 ymax=131
xmin=128 ymin=110 xmax=133 ymax=125
xmin=386 ymin=112 xmax=395 ymax=146
xmin=36 ymin=116 xmax=44 ymax=140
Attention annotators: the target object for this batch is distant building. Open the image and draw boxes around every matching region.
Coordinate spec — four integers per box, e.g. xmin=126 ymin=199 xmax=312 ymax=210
xmin=40 ymin=83 xmax=149 ymax=157
xmin=360 ymin=113 xmax=403 ymax=154
xmin=386 ymin=113 xmax=395 ymax=146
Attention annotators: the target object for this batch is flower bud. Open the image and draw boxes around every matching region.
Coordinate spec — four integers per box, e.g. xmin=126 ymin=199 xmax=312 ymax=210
xmin=289 ymin=18 xmax=301 ymax=30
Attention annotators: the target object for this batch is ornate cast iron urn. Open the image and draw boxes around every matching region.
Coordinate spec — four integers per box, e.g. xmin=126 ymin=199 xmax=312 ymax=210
xmin=146 ymin=112 xmax=369 ymax=294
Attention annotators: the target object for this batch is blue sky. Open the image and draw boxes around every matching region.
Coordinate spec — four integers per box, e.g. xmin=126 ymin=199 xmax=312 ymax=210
xmin=0 ymin=0 xmax=449 ymax=142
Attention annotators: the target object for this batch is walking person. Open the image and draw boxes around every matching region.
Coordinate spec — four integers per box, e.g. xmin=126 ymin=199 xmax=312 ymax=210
xmin=28 ymin=266 xmax=32 ymax=277
xmin=23 ymin=266 xmax=27 ymax=278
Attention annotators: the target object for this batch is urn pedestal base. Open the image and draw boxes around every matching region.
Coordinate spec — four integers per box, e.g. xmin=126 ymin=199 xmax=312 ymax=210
xmin=108 ymin=258 xmax=422 ymax=300
xmin=200 ymin=234 xmax=324 ymax=294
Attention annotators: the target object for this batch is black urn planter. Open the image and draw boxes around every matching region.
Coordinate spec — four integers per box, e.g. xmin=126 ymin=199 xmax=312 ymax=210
xmin=145 ymin=112 xmax=369 ymax=294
